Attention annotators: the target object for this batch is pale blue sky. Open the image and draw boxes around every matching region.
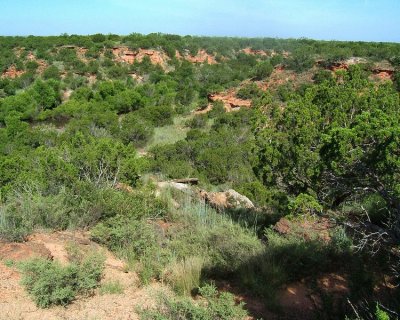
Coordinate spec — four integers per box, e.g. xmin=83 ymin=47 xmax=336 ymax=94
xmin=1 ymin=0 xmax=399 ymax=42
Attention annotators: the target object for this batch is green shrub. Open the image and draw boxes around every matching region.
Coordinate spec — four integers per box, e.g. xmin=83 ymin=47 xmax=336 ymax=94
xmin=187 ymin=114 xmax=208 ymax=129
xmin=236 ymin=83 xmax=262 ymax=99
xmin=288 ymin=193 xmax=322 ymax=216
xmin=0 ymin=187 xmax=74 ymax=241
xmin=140 ymin=284 xmax=248 ymax=320
xmin=18 ymin=253 xmax=105 ymax=308
xmin=119 ymin=113 xmax=154 ymax=147
xmin=253 ymin=61 xmax=273 ymax=80
xmin=91 ymin=215 xmax=167 ymax=284
xmin=375 ymin=304 xmax=390 ymax=320
xmin=137 ymin=105 xmax=174 ymax=127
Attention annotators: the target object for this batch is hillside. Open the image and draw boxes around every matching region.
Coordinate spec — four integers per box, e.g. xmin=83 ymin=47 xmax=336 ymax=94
xmin=0 ymin=33 xmax=400 ymax=320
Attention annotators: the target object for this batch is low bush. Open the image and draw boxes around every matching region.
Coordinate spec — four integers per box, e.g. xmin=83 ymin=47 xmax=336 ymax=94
xmin=18 ymin=253 xmax=105 ymax=308
xmin=140 ymin=284 xmax=248 ymax=320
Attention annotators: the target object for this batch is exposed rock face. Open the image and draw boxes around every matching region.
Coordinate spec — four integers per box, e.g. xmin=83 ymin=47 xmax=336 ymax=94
xmin=113 ymin=46 xmax=136 ymax=64
xmin=328 ymin=62 xmax=349 ymax=72
xmin=76 ymin=47 xmax=89 ymax=62
xmin=26 ymin=51 xmax=48 ymax=74
xmin=194 ymin=104 xmax=213 ymax=115
xmin=185 ymin=49 xmax=217 ymax=64
xmin=112 ymin=47 xmax=170 ymax=68
xmin=241 ymin=47 xmax=289 ymax=58
xmin=1 ymin=65 xmax=25 ymax=78
xmin=373 ymin=71 xmax=393 ymax=81
xmin=155 ymin=180 xmax=254 ymax=210
xmin=371 ymin=62 xmax=395 ymax=80
xmin=200 ymin=189 xmax=254 ymax=210
xmin=241 ymin=47 xmax=269 ymax=56
xmin=157 ymin=181 xmax=191 ymax=192
xmin=208 ymin=89 xmax=252 ymax=112
xmin=175 ymin=49 xmax=218 ymax=64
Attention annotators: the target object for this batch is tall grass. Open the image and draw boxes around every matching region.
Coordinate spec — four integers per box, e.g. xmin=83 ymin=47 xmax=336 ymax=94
xmin=162 ymin=256 xmax=205 ymax=295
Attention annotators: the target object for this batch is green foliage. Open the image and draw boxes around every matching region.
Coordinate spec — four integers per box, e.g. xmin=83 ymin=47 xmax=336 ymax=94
xmin=393 ymin=71 xmax=400 ymax=92
xmin=151 ymin=110 xmax=256 ymax=185
xmin=140 ymin=284 xmax=248 ymax=320
xmin=288 ymin=193 xmax=322 ymax=216
xmin=18 ymin=253 xmax=105 ymax=308
xmin=119 ymin=113 xmax=154 ymax=147
xmin=42 ymin=65 xmax=60 ymax=80
xmin=255 ymin=67 xmax=400 ymax=232
xmin=162 ymin=256 xmax=204 ymax=295
xmin=253 ymin=60 xmax=273 ymax=80
xmin=236 ymin=83 xmax=262 ymax=99
xmin=313 ymin=69 xmax=334 ymax=84
xmin=287 ymin=47 xmax=315 ymax=72
xmin=137 ymin=105 xmax=174 ymax=127
xmin=91 ymin=33 xmax=106 ymax=43
xmin=375 ymin=305 xmax=390 ymax=320
xmin=99 ymin=281 xmax=124 ymax=295
xmin=1 ymin=34 xmax=400 ymax=317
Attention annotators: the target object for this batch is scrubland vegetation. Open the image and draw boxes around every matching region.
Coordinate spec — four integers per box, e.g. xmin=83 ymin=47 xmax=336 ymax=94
xmin=0 ymin=33 xmax=399 ymax=319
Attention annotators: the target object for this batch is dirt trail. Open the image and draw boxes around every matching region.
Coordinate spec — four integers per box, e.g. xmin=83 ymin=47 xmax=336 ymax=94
xmin=0 ymin=231 xmax=158 ymax=320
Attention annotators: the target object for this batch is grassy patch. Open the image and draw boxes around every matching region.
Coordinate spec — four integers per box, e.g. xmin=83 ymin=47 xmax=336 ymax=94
xmin=162 ymin=256 xmax=205 ymax=295
xmin=146 ymin=115 xmax=192 ymax=149
xmin=99 ymin=280 xmax=124 ymax=295
xmin=3 ymin=259 xmax=15 ymax=268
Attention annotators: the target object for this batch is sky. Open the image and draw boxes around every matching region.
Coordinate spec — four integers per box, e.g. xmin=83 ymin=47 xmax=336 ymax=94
xmin=0 ymin=0 xmax=399 ymax=42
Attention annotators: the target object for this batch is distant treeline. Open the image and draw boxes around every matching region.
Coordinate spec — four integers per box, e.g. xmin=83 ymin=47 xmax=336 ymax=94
xmin=1 ymin=32 xmax=400 ymax=62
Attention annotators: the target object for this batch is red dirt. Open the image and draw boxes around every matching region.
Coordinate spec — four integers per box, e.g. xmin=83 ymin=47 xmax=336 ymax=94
xmin=0 ymin=231 xmax=159 ymax=320
xmin=257 ymin=66 xmax=297 ymax=90
xmin=112 ymin=47 xmax=170 ymax=69
xmin=26 ymin=52 xmax=48 ymax=74
xmin=277 ymin=273 xmax=349 ymax=319
xmin=1 ymin=65 xmax=25 ymax=79
xmin=278 ymin=282 xmax=316 ymax=318
xmin=274 ymin=217 xmax=334 ymax=243
xmin=241 ymin=47 xmax=270 ymax=56
xmin=216 ymin=280 xmax=276 ymax=320
xmin=330 ymin=63 xmax=349 ymax=72
xmin=194 ymin=104 xmax=213 ymax=115
xmin=185 ymin=49 xmax=217 ymax=64
xmin=370 ymin=69 xmax=394 ymax=81
xmin=76 ymin=47 xmax=88 ymax=62
xmin=0 ymin=242 xmax=52 ymax=262
xmin=208 ymin=89 xmax=252 ymax=112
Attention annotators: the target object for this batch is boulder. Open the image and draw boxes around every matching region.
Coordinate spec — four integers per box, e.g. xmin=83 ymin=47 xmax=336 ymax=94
xmin=201 ymin=189 xmax=254 ymax=210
